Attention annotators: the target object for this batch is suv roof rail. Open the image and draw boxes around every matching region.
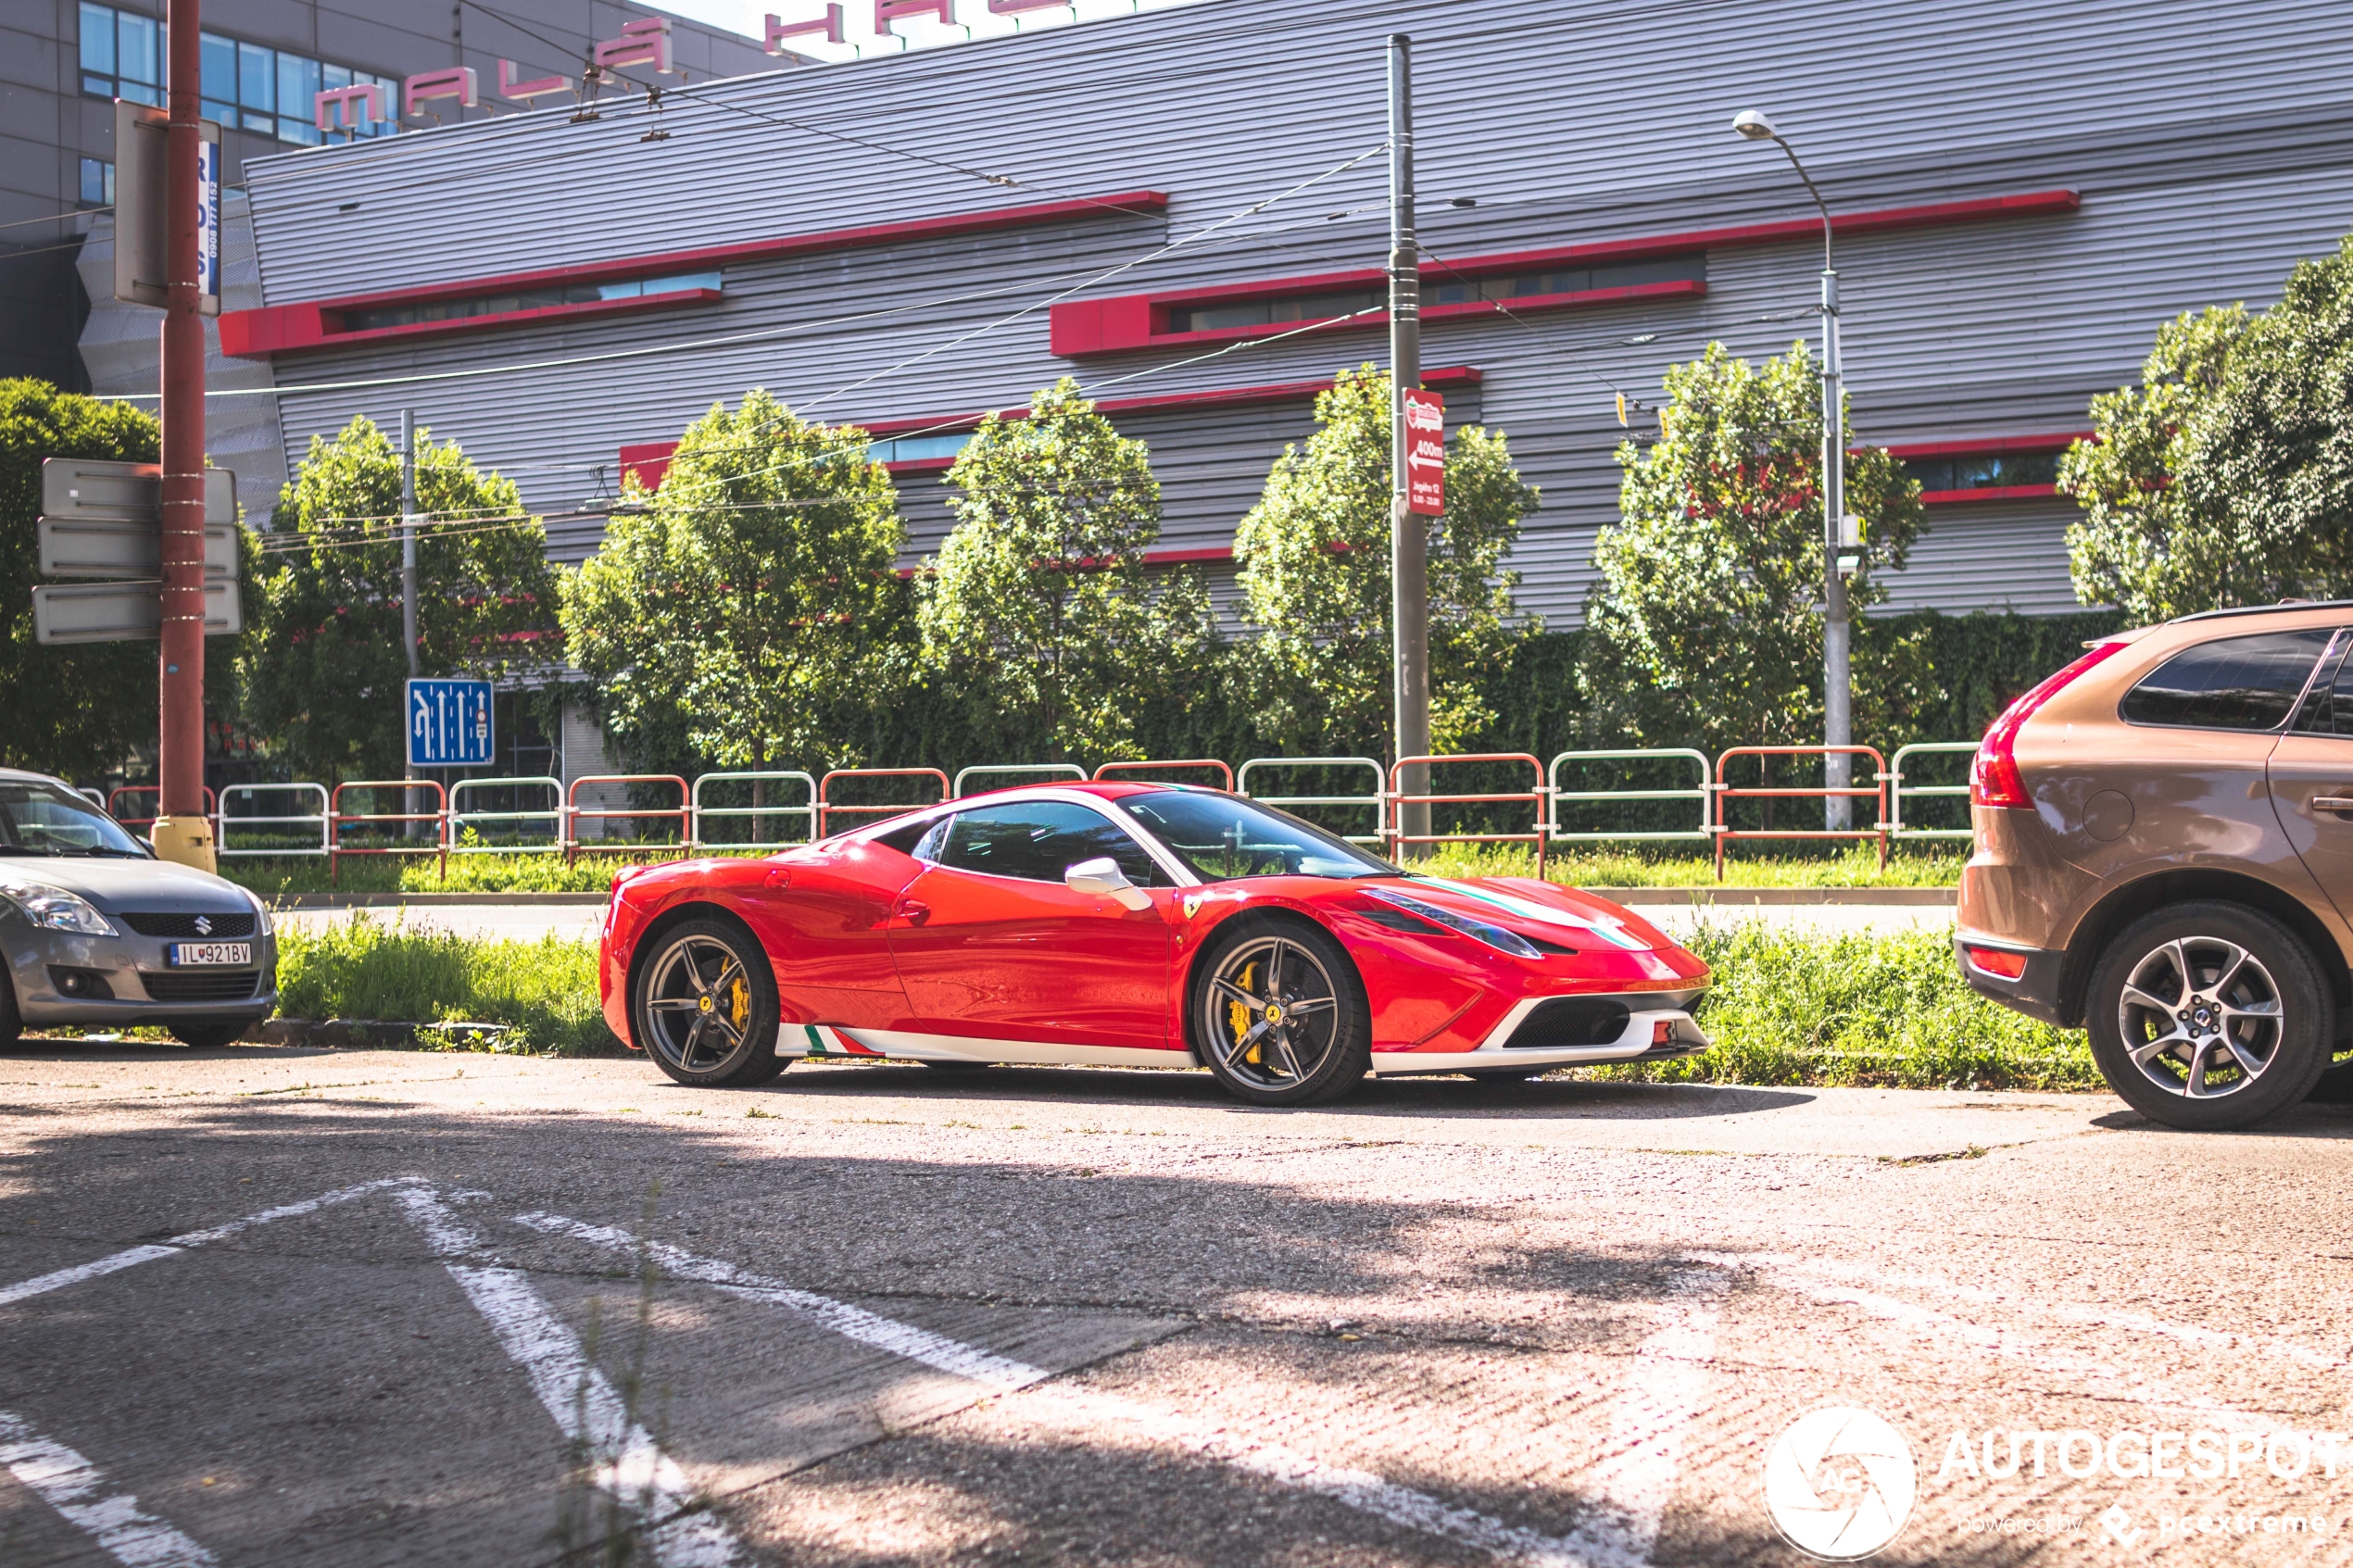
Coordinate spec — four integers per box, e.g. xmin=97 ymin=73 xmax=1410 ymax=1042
xmin=2172 ymin=598 xmax=2353 ymax=624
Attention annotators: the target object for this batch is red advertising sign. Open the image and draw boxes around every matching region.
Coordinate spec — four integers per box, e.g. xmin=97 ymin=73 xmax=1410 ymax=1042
xmin=1403 ymin=387 xmax=1445 ymax=516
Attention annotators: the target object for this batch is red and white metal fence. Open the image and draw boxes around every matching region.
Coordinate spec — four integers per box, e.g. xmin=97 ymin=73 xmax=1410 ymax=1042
xmin=124 ymin=738 xmax=1982 ymax=881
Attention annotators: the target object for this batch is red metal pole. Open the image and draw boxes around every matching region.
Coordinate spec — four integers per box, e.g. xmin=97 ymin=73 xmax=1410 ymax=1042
xmin=156 ymin=0 xmax=210 ymax=869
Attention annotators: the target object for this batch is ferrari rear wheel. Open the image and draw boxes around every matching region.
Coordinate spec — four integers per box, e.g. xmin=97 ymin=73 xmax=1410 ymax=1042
xmin=1191 ymin=918 xmax=1369 ymax=1107
xmin=634 ymin=920 xmax=783 ymax=1088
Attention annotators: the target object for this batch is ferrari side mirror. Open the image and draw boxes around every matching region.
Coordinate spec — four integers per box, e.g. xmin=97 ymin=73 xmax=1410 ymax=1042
xmin=1065 ymin=856 xmax=1153 ymax=912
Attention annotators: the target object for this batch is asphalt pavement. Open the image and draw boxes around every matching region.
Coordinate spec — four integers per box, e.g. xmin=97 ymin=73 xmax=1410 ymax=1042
xmin=2 ymin=1045 xmax=2347 ymax=1566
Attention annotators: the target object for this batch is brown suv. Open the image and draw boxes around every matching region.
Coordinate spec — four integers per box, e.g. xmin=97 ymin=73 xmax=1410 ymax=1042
xmin=1958 ymin=600 xmax=2353 ymax=1128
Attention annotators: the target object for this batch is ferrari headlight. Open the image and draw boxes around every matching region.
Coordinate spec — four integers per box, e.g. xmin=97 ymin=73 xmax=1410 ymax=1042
xmin=1365 ymin=887 xmax=1541 ymax=960
xmin=242 ymin=886 xmax=275 ymax=937
xmin=0 ymin=877 xmax=118 ymax=936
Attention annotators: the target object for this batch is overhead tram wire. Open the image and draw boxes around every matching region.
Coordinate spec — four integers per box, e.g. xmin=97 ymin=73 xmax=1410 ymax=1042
xmin=102 ymin=167 xmax=1391 ymax=408
xmin=790 ymin=141 xmax=1389 ymax=420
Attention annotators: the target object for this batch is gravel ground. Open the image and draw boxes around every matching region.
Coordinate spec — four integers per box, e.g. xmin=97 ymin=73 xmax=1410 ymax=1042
xmin=0 ymin=1045 xmax=2347 ymax=1567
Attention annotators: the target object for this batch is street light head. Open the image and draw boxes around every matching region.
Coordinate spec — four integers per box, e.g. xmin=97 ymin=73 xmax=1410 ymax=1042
xmin=1732 ymin=109 xmax=1779 ymax=142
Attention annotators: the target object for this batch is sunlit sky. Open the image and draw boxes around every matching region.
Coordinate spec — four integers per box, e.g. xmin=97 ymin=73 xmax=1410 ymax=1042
xmin=651 ymin=0 xmax=1208 ymax=62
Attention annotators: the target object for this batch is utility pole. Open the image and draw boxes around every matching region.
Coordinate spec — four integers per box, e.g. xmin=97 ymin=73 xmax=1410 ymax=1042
xmin=1732 ymin=111 xmax=1852 ymax=830
xmin=153 ymin=0 xmax=211 ymax=869
xmin=1387 ymin=33 xmax=1430 ymax=856
xmin=1819 ymin=267 xmax=1851 ymax=831
xmin=401 ymin=410 xmax=422 ymax=839
xmin=401 ymin=409 xmax=421 ymax=680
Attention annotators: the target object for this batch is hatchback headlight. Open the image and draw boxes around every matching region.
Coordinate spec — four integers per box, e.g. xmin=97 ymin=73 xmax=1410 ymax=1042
xmin=243 ymin=886 xmax=275 ymax=937
xmin=0 ymin=878 xmax=118 ymax=936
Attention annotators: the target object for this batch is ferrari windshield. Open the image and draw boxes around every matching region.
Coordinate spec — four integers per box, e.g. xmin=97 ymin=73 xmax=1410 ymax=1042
xmin=1119 ymin=791 xmax=1397 ymax=882
xmin=0 ymin=783 xmax=149 ymax=858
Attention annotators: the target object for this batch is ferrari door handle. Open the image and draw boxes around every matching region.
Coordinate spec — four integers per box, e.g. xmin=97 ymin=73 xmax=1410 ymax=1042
xmin=894 ymin=897 xmax=930 ymax=925
xmin=2313 ymin=796 xmax=2353 ymax=813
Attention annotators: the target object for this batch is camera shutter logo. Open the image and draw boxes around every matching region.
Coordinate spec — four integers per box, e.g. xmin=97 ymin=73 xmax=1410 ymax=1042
xmin=1764 ymin=1406 xmax=1918 ymax=1560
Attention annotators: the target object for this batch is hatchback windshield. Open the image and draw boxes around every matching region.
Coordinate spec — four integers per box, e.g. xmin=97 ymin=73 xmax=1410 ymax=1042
xmin=1120 ymin=792 xmax=1397 ymax=881
xmin=0 ymin=784 xmax=150 ymax=858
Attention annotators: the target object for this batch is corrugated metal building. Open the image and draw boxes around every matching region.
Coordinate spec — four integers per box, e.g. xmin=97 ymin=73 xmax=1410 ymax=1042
xmin=224 ymin=0 xmax=2353 ymax=629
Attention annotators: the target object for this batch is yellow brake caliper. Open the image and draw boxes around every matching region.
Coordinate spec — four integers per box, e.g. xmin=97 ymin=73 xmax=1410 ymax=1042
xmin=1227 ymin=961 xmax=1260 ymax=1064
xmin=729 ymin=975 xmax=749 ymax=1034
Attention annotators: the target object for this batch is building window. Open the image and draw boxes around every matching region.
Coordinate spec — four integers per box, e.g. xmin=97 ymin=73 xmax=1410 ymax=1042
xmin=81 ymin=3 xmax=395 ymax=143
xmin=80 ymin=2 xmax=162 ymax=106
xmin=79 ymin=157 xmax=116 ymax=207
xmin=338 ymin=271 xmax=724 ymax=333
xmin=1169 ymin=288 xmax=1383 ymax=335
xmin=1427 ymin=255 xmax=1705 ymax=307
xmin=1903 ymin=451 xmax=2061 ymax=492
xmin=866 ymin=433 xmax=972 ymax=465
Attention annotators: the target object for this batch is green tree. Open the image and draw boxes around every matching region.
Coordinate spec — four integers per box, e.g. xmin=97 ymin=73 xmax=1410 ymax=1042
xmin=0 ymin=380 xmax=167 ymax=779
xmin=2064 ymin=236 xmax=2353 ymax=618
xmin=560 ymin=388 xmax=910 ymax=772
xmin=917 ymin=378 xmax=1213 ymax=763
xmin=1577 ymin=342 xmax=1930 ymax=752
xmin=1234 ymin=365 xmax=1537 ymax=757
xmin=243 ymin=417 xmax=554 ymax=782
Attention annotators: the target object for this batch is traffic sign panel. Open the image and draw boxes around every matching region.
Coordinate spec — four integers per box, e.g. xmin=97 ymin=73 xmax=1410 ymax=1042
xmin=408 ymin=679 xmax=496 ymax=768
xmin=39 ymin=519 xmax=239 ymax=580
xmin=31 ymin=580 xmax=242 ymax=644
xmin=42 ymin=459 xmax=235 ymax=527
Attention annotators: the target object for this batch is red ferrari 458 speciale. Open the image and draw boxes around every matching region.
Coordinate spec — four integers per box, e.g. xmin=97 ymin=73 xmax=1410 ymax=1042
xmin=598 ymin=783 xmax=1711 ymax=1106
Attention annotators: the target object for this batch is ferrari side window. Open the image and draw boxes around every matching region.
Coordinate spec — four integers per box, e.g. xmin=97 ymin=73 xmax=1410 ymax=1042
xmin=935 ymin=802 xmax=1163 ymax=885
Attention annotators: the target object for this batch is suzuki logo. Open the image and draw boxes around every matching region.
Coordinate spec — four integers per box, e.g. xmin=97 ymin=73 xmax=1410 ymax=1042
xmin=193 ymin=915 xmax=212 ymax=936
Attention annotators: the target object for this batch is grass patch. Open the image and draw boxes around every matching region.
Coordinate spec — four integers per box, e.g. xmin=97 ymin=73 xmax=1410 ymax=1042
xmin=274 ymin=915 xmax=616 ymax=1056
xmin=1594 ymin=922 xmax=2097 ymax=1091
xmin=1418 ymin=842 xmax=1966 ymax=888
xmin=223 ymin=850 xmax=744 ymax=897
xmin=266 ymin=915 xmax=2091 ymax=1089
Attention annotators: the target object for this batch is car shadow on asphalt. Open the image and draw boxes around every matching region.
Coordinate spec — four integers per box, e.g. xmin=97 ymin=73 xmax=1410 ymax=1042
xmin=2087 ymin=1101 xmax=2353 ymax=1139
xmin=0 ymin=1094 xmax=2130 ymax=1568
xmin=748 ymin=1060 xmax=1816 ymax=1121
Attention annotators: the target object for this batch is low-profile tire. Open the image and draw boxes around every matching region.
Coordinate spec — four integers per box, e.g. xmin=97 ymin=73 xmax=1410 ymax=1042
xmin=920 ymin=1059 xmax=992 ymax=1072
xmin=631 ymin=919 xmax=781 ymax=1088
xmin=171 ymin=1019 xmax=257 ymax=1049
xmin=1189 ymin=916 xmax=1369 ymax=1108
xmin=0 ymin=976 xmax=20 ymax=1046
xmin=2085 ymin=902 xmax=2333 ymax=1131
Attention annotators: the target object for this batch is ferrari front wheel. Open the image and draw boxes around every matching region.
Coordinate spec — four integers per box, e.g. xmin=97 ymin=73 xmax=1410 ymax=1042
xmin=634 ymin=920 xmax=783 ymax=1088
xmin=1190 ymin=918 xmax=1369 ymax=1107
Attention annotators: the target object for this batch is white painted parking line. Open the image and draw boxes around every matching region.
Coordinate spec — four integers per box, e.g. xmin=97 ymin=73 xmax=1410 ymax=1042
xmin=1689 ymin=1251 xmax=2286 ymax=1435
xmin=395 ymin=1188 xmax=751 ymax=1568
xmin=0 ymin=1408 xmax=217 ymax=1568
xmin=1561 ymin=1271 xmax=1725 ymax=1568
xmin=0 ymin=1178 xmax=418 ymax=1309
xmin=520 ymin=1211 xmax=1688 ymax=1568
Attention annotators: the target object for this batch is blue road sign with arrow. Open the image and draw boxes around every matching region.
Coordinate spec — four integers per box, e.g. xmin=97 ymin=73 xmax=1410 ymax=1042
xmin=407 ymin=678 xmax=494 ymax=768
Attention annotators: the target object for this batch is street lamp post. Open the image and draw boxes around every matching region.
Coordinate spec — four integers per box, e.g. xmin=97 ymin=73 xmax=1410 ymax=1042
xmin=1734 ymin=110 xmax=1855 ymax=831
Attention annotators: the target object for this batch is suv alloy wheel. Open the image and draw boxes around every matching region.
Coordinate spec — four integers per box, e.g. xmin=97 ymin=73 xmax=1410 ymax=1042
xmin=2086 ymin=902 xmax=2334 ymax=1129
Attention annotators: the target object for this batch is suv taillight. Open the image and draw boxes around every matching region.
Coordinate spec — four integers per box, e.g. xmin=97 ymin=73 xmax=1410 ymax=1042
xmin=1970 ymin=642 xmax=2128 ymax=809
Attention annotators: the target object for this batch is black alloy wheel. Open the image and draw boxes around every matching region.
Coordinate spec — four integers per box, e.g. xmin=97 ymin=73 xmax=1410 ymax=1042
xmin=1189 ymin=917 xmax=1370 ymax=1107
xmin=2086 ymin=901 xmax=2331 ymax=1131
xmin=633 ymin=919 xmax=785 ymax=1088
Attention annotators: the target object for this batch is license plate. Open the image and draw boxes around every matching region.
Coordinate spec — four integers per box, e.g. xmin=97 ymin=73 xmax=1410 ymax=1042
xmin=169 ymin=942 xmax=251 ymax=967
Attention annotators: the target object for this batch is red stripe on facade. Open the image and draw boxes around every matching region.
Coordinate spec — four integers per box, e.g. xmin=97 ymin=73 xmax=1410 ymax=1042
xmin=1880 ymin=431 xmax=2091 ymax=458
xmin=620 ymin=366 xmax=1483 ymax=492
xmin=219 ymin=190 xmax=1171 ymax=358
xmin=1050 ymin=188 xmax=2081 ymax=356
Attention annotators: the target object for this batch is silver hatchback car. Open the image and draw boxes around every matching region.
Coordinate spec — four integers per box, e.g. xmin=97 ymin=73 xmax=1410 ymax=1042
xmin=0 ymin=767 xmax=278 ymax=1047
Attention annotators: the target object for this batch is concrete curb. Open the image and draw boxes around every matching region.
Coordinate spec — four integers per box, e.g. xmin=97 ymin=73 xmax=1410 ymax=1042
xmin=1596 ymin=887 xmax=1957 ymax=906
xmin=266 ymin=886 xmax=1957 ymax=910
xmin=271 ymin=892 xmax=609 ymax=908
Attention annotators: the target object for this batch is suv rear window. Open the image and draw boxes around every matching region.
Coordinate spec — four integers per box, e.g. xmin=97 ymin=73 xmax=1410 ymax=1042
xmin=2120 ymin=629 xmax=2337 ymax=731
